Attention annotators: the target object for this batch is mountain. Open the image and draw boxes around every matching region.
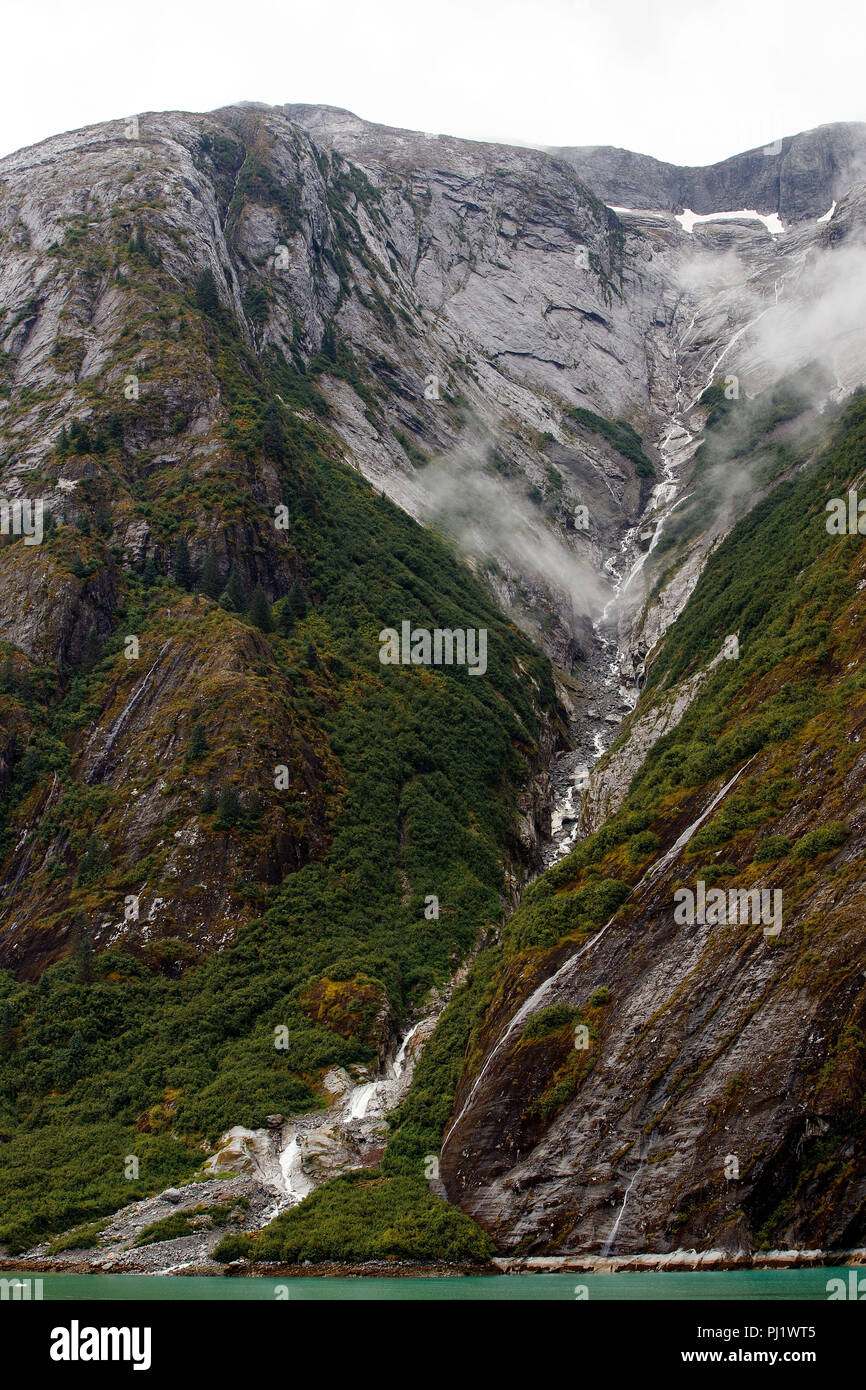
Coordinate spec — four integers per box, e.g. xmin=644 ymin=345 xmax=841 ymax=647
xmin=552 ymin=120 xmax=866 ymax=220
xmin=441 ymin=393 xmax=866 ymax=1256
xmin=0 ymin=102 xmax=865 ymax=1267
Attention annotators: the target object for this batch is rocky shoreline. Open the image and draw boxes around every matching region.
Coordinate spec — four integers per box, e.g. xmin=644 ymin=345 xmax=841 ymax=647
xmin=3 ymin=1247 xmax=863 ymax=1279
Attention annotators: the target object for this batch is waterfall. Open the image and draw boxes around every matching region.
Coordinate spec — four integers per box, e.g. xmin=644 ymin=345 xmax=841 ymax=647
xmin=601 ymin=1160 xmax=644 ymax=1258
xmin=444 ymin=759 xmax=754 ymax=1151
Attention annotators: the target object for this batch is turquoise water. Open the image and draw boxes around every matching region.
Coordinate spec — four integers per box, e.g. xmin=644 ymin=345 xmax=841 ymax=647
xmin=8 ymin=1269 xmax=847 ymax=1300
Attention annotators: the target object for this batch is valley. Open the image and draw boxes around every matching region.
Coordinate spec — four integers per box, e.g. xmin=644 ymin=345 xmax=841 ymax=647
xmin=1 ymin=102 xmax=865 ymax=1271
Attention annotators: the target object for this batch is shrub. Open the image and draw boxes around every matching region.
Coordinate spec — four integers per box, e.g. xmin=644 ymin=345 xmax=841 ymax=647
xmin=522 ymin=1003 xmax=581 ymax=1040
xmin=753 ymin=834 xmax=792 ymax=863
xmin=75 ymin=835 xmax=111 ymax=887
xmin=212 ymin=1172 xmax=494 ymax=1265
xmin=214 ymin=786 xmax=241 ymax=829
xmin=791 ymin=822 xmax=849 ymax=860
xmin=46 ymin=1221 xmax=105 ymax=1255
xmin=626 ymin=830 xmax=661 ymax=862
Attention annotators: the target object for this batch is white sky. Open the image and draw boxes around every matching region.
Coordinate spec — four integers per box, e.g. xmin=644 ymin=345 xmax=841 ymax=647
xmin=3 ymin=0 xmax=865 ymax=166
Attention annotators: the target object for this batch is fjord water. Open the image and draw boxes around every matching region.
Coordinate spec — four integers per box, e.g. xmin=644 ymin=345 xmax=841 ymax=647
xmin=28 ymin=1270 xmax=842 ymax=1300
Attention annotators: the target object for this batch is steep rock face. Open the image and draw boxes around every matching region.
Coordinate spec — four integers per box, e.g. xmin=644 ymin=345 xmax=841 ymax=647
xmin=274 ymin=106 xmax=866 ymax=749
xmin=1 ymin=104 xmax=590 ymax=1256
xmin=552 ymin=122 xmax=866 ymax=220
xmin=443 ymin=737 xmax=866 ymax=1255
xmin=439 ymin=393 xmax=866 ymax=1254
xmin=0 ymin=101 xmax=661 ymax=680
xmin=3 ymin=101 xmax=866 ymax=1258
xmin=1 ymin=103 xmax=573 ymax=975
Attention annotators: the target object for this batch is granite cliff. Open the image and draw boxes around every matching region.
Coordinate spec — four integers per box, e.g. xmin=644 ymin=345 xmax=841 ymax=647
xmin=1 ymin=103 xmax=865 ymax=1265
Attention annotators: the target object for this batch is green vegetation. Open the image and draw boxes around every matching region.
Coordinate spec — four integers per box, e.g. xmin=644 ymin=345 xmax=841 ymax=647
xmin=401 ymin=389 xmax=866 ymax=1212
xmin=46 ymin=1220 xmax=105 ymax=1255
xmin=753 ymin=834 xmax=793 ymax=863
xmin=0 ymin=245 xmax=557 ymax=1254
xmin=627 ymin=399 xmax=866 ymax=819
xmin=133 ymin=1196 xmax=249 ymax=1247
xmin=790 ymin=821 xmax=849 ymax=860
xmin=651 ymin=370 xmax=826 ymax=586
xmin=376 ymin=942 xmax=503 ymax=1181
xmin=564 ymin=407 xmax=655 ymax=477
xmin=212 ymin=1171 xmax=494 ymax=1264
xmin=505 ymin=877 xmax=630 ymax=954
xmin=522 ymin=1003 xmax=581 ymax=1040
xmin=9 ymin=127 xmax=860 ymax=1268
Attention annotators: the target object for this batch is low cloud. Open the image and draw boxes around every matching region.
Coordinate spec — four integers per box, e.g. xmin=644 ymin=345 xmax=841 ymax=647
xmin=418 ymin=435 xmax=610 ymax=631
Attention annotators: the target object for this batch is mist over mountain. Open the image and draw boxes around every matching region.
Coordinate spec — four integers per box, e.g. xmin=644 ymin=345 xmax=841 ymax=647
xmin=1 ymin=101 xmax=865 ymax=1273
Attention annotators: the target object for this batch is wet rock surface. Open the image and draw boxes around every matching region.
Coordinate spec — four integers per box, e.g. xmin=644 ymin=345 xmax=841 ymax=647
xmin=4 ymin=103 xmax=866 ymax=1264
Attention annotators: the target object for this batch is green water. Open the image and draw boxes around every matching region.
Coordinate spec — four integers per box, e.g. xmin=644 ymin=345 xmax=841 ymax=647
xmin=7 ymin=1269 xmax=847 ymax=1300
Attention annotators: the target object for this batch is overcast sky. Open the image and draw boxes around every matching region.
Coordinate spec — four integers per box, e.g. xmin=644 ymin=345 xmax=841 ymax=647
xmin=3 ymin=0 xmax=864 ymax=166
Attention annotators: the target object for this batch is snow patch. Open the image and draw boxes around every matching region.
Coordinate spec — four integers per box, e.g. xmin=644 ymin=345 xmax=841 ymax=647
xmin=676 ymin=207 xmax=784 ymax=236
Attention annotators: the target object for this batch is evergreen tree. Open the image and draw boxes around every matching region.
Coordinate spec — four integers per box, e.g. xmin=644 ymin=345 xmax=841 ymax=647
xmin=199 ymin=542 xmax=222 ymax=599
xmin=70 ymin=420 xmax=91 ymax=454
xmin=194 ymin=268 xmax=221 ymax=318
xmin=75 ymin=835 xmax=110 ymax=888
xmin=172 ymin=534 xmax=193 ymax=590
xmin=242 ymin=789 xmax=262 ymax=827
xmin=54 ymin=1026 xmax=87 ymax=1086
xmin=220 ymin=563 xmax=247 ymax=612
xmin=0 ymin=1000 xmax=16 ymax=1053
xmin=277 ymin=598 xmax=293 ymax=636
xmin=67 ymin=1029 xmax=87 ymax=1075
xmin=187 ymin=720 xmax=208 ymax=760
xmin=290 ymin=581 xmax=308 ymax=620
xmin=278 ymin=582 xmax=307 ymax=634
xmin=321 ymin=323 xmax=337 ymax=362
xmin=215 ymin=785 xmax=241 ymax=828
xmin=70 ymin=915 xmax=95 ymax=983
xmin=94 ymin=499 xmax=112 ymax=536
xmin=79 ymin=626 xmax=102 ymax=674
xmin=262 ymin=402 xmax=285 ymax=462
xmin=249 ymin=583 xmax=272 ymax=632
xmin=19 ymin=746 xmax=42 ymax=787
xmin=199 ymin=787 xmax=217 ymax=815
xmin=142 ymin=555 xmax=158 ymax=587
